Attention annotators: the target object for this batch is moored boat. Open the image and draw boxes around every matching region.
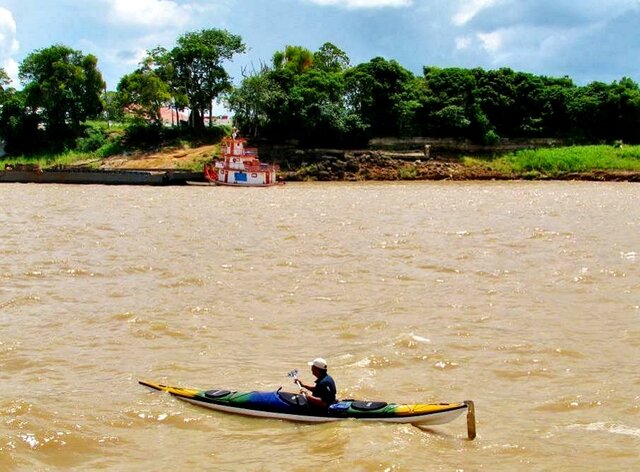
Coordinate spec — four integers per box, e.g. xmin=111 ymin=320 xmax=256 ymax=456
xmin=138 ymin=380 xmax=476 ymax=438
xmin=203 ymin=135 xmax=280 ymax=187
xmin=0 ymin=164 xmax=198 ymax=185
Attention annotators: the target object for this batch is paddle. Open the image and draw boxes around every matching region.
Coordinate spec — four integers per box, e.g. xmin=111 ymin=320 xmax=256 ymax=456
xmin=287 ymin=369 xmax=304 ymax=393
xmin=464 ymin=400 xmax=477 ymax=440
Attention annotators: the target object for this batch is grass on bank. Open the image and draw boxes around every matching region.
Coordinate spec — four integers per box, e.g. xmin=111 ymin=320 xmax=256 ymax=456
xmin=2 ymin=120 xmax=229 ymax=172
xmin=2 ymin=149 xmax=104 ymax=169
xmin=464 ymin=145 xmax=640 ymax=177
xmin=2 ymin=120 xmax=128 ymax=169
xmin=2 ymin=145 xmax=213 ymax=172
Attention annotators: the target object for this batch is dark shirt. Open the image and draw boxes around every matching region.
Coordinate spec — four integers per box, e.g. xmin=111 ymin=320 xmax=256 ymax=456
xmin=312 ymin=372 xmax=336 ymax=406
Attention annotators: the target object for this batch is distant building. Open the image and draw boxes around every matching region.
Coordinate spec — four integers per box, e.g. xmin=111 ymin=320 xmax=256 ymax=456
xmin=159 ymin=107 xmax=190 ymax=127
xmin=158 ymin=107 xmax=232 ymax=127
xmin=204 ymin=114 xmax=232 ymax=127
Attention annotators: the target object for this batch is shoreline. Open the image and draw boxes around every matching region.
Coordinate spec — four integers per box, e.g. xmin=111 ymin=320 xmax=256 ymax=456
xmin=2 ymin=162 xmax=639 ymax=185
xmin=272 ymin=148 xmax=640 ymax=183
xmin=3 ymin=140 xmax=640 ymax=184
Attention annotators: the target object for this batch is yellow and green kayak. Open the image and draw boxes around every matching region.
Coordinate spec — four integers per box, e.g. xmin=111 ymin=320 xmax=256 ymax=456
xmin=139 ymin=380 xmax=476 ymax=438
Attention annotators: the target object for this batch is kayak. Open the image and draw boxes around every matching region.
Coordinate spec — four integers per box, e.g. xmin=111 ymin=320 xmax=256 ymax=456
xmin=139 ymin=380 xmax=476 ymax=438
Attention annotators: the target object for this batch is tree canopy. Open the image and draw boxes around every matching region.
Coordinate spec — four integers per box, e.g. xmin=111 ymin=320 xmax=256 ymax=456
xmin=0 ymin=68 xmax=13 ymax=104
xmin=229 ymin=43 xmax=367 ymax=146
xmin=117 ymin=68 xmax=171 ymax=126
xmin=0 ymin=45 xmax=105 ymax=153
xmin=151 ymin=29 xmax=246 ymax=128
xmin=3 ymin=32 xmax=640 ymax=157
xmin=19 ymin=44 xmax=104 ymax=136
xmin=228 ymin=54 xmax=640 ymax=145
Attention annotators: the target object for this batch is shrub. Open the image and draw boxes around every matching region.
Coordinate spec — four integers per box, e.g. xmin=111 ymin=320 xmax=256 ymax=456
xmin=95 ymin=140 xmax=125 ymax=157
xmin=75 ymin=124 xmax=108 ymax=152
xmin=124 ymin=123 xmax=163 ymax=148
xmin=398 ymin=164 xmax=418 ymax=179
xmin=483 ymin=130 xmax=500 ymax=145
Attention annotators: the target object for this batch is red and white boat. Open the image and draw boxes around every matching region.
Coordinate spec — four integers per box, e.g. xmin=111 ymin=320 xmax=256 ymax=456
xmin=203 ymin=136 xmax=280 ymax=187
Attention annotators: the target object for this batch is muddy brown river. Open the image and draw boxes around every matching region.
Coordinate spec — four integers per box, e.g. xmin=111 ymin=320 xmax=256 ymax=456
xmin=1 ymin=181 xmax=638 ymax=470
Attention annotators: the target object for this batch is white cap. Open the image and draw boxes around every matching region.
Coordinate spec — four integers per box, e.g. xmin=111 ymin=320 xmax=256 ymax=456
xmin=308 ymin=357 xmax=328 ymax=370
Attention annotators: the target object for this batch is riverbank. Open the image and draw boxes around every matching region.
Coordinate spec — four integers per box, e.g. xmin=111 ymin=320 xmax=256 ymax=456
xmin=3 ymin=140 xmax=640 ymax=183
xmin=261 ymin=143 xmax=640 ymax=182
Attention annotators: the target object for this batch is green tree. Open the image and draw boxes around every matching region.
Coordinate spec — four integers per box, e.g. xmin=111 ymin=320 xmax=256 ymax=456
xmin=0 ymin=68 xmax=13 ymax=105
xmin=261 ymin=45 xmax=316 ymax=139
xmin=102 ymin=90 xmax=125 ymax=123
xmin=613 ymin=77 xmax=640 ymax=142
xmin=568 ymin=81 xmax=610 ymax=141
xmin=473 ymin=68 xmax=516 ymax=137
xmin=166 ymin=29 xmax=246 ymax=128
xmin=313 ymin=42 xmax=350 ymax=73
xmin=536 ymin=77 xmax=574 ymax=137
xmin=345 ymin=57 xmax=416 ymax=137
xmin=393 ymin=76 xmax=428 ymax=136
xmin=290 ymin=68 xmax=365 ymax=145
xmin=144 ymin=46 xmax=189 ymax=127
xmin=228 ymin=43 xmax=365 ymax=145
xmin=570 ymin=78 xmax=640 ymax=143
xmin=226 ymin=64 xmax=282 ymax=138
xmin=0 ymin=90 xmax=44 ymax=154
xmin=117 ymin=68 xmax=171 ymax=126
xmin=273 ymin=45 xmax=314 ymax=74
xmin=19 ymin=44 xmax=105 ymax=140
xmin=422 ymin=67 xmax=477 ymax=137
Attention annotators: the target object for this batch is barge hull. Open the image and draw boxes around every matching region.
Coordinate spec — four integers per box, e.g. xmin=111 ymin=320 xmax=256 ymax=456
xmin=0 ymin=169 xmax=203 ymax=186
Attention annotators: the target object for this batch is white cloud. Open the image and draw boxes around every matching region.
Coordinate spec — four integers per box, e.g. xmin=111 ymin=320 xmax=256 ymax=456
xmin=456 ymin=36 xmax=473 ymax=50
xmin=95 ymin=32 xmax=171 ymax=88
xmin=454 ymin=22 xmax=593 ymax=74
xmin=108 ymin=46 xmax=148 ymax=67
xmin=2 ymin=58 xmax=18 ymax=84
xmin=304 ymin=0 xmax=413 ymax=9
xmin=455 ymin=35 xmax=472 ymax=50
xmin=477 ymin=30 xmax=503 ymax=53
xmin=0 ymin=8 xmax=19 ymax=56
xmin=0 ymin=7 xmax=19 ymax=83
xmin=453 ymin=0 xmax=501 ymax=26
xmin=106 ymin=0 xmax=192 ymax=28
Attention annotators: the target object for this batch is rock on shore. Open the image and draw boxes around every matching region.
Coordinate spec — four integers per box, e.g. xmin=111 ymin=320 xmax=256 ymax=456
xmin=259 ymin=141 xmax=640 ymax=182
xmin=262 ymin=147 xmax=510 ymax=181
xmin=93 ymin=138 xmax=640 ymax=182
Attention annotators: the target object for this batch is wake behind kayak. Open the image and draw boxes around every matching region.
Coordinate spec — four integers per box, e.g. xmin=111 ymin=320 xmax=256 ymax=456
xmin=139 ymin=380 xmax=476 ymax=439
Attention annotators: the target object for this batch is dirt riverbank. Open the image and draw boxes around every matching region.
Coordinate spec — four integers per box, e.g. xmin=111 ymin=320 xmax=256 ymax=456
xmin=95 ymin=142 xmax=640 ymax=182
xmin=99 ymin=144 xmax=217 ymax=170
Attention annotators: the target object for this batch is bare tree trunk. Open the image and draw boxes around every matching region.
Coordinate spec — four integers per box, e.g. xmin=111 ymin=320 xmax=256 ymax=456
xmin=190 ymin=109 xmax=205 ymax=129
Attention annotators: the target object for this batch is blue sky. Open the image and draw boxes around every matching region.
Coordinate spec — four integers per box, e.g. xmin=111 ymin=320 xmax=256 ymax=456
xmin=1 ymin=0 xmax=640 ymax=93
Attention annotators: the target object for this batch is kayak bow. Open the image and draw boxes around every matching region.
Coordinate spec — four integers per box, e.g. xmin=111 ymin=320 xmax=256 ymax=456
xmin=139 ymin=380 xmax=476 ymax=439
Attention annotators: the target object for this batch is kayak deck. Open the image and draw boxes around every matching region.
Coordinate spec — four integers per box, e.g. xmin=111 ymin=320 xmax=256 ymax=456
xmin=139 ymin=380 xmax=476 ymax=439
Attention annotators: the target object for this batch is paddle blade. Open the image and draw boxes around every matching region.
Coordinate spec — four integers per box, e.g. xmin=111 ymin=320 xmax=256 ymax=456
xmin=464 ymin=400 xmax=476 ymax=440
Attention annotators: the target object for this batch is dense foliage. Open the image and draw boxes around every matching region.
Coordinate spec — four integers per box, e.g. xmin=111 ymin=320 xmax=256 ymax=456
xmin=1 ymin=32 xmax=640 ymax=158
xmin=137 ymin=29 xmax=246 ymax=129
xmin=230 ymin=48 xmax=640 ymax=146
xmin=228 ymin=43 xmax=367 ymax=146
xmin=0 ymin=45 xmax=105 ymax=154
xmin=117 ymin=67 xmax=172 ymax=126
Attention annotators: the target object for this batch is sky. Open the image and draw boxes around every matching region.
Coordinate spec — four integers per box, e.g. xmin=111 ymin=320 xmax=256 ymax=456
xmin=1 ymin=0 xmax=640 ymax=94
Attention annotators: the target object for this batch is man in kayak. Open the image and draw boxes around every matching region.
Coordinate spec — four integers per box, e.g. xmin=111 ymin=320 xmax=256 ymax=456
xmin=296 ymin=357 xmax=337 ymax=408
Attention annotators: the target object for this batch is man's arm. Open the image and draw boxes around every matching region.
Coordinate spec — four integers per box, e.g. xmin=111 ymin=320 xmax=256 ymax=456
xmin=302 ymin=391 xmax=327 ymax=408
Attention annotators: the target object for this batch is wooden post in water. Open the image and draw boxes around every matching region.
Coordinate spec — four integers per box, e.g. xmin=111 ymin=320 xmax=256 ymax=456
xmin=464 ymin=400 xmax=476 ymax=440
